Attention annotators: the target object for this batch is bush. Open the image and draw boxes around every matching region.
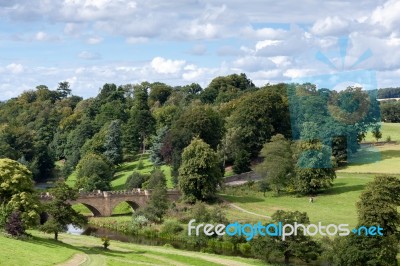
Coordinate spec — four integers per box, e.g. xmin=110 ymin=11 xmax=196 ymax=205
xmin=137 ymin=158 xmax=144 ymax=170
xmin=161 ymin=219 xmax=183 ymax=235
xmin=232 ymin=150 xmax=251 ymax=174
xmin=125 ymin=172 xmax=149 ymax=189
xmin=386 ymin=135 xmax=392 ymax=142
xmin=238 ymin=243 xmax=252 ymax=256
xmin=5 ymin=211 xmax=25 ymax=237
xmin=101 ymin=236 xmax=110 ymax=249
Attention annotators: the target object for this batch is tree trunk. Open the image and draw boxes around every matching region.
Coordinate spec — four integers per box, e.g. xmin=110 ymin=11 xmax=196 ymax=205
xmin=54 ymin=231 xmax=58 ymax=241
xmin=284 ymin=251 xmax=290 ymax=265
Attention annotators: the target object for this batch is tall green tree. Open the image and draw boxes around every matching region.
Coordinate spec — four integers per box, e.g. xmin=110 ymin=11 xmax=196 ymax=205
xmin=141 ymin=169 xmax=168 ymax=223
xmin=0 ymin=159 xmax=40 ymax=228
xmin=57 ymin=81 xmax=71 ymax=98
xmin=75 ymin=153 xmax=113 ymax=191
xmin=256 ymin=134 xmax=294 ymax=194
xmin=125 ymin=86 xmax=155 ymax=153
xmin=178 ymin=137 xmax=222 ymax=202
xmin=40 ymin=181 xmax=87 ymax=240
xmin=103 ymin=120 xmax=123 ymax=165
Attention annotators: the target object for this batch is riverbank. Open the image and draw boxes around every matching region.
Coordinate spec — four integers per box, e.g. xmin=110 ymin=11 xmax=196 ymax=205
xmin=0 ymin=230 xmax=266 ymax=266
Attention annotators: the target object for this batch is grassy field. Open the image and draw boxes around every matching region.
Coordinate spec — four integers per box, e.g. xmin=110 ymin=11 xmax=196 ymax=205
xmin=221 ymin=173 xmax=382 ymax=228
xmin=363 ymin=122 xmax=400 ymax=142
xmin=0 ymin=231 xmax=266 ymax=266
xmin=337 ymin=144 xmax=400 ymax=174
xmin=66 ymin=153 xmax=174 ymax=190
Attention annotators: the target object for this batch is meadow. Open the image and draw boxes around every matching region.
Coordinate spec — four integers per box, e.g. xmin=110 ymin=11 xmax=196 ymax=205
xmin=0 ymin=231 xmax=266 ymax=266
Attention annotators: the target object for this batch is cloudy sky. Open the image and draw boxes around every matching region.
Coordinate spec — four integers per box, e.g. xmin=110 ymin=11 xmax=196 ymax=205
xmin=1 ymin=0 xmax=400 ymax=100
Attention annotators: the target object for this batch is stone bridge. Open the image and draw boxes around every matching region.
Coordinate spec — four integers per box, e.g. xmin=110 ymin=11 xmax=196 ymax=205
xmin=39 ymin=189 xmax=181 ymax=217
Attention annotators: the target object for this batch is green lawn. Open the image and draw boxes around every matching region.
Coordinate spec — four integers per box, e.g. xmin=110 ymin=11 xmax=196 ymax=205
xmin=66 ymin=153 xmax=174 ymax=191
xmin=363 ymin=122 xmax=400 ymax=142
xmin=337 ymin=144 xmax=400 ymax=174
xmin=0 ymin=231 xmax=266 ymax=266
xmin=221 ymin=173 xmax=388 ymax=228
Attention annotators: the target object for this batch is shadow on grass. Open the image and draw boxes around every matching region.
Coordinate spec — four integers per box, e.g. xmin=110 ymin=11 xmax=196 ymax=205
xmin=29 ymin=235 xmax=133 ymax=259
xmin=324 ymin=183 xmax=366 ymax=195
xmin=220 ymin=195 xmax=264 ymax=203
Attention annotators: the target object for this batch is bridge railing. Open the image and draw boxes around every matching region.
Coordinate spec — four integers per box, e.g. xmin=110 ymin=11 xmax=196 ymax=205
xmin=39 ymin=189 xmax=180 ymax=199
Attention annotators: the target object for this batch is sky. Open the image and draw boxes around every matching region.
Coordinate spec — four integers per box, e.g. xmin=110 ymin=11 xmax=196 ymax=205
xmin=1 ymin=0 xmax=400 ymax=100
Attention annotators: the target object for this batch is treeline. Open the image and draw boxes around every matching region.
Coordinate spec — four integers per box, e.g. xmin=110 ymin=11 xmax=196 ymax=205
xmin=378 ymin=87 xmax=400 ymax=99
xmin=380 ymin=100 xmax=400 ymax=122
xmin=0 ymin=75 xmax=380 ymax=193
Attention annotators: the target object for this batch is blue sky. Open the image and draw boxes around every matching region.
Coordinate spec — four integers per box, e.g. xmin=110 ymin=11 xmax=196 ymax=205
xmin=1 ymin=0 xmax=400 ymax=100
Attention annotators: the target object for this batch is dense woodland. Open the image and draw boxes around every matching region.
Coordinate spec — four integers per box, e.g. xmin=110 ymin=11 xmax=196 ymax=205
xmin=0 ymin=74 xmax=383 ymax=191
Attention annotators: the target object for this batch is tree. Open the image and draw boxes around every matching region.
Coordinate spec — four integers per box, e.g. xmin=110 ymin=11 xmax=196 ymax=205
xmin=232 ymin=150 xmax=251 ymax=174
xmin=142 ymin=169 xmax=168 ymax=223
xmin=227 ymin=85 xmax=291 ymax=162
xmin=178 ymin=137 xmax=222 ymax=202
xmin=0 ymin=159 xmax=40 ymax=228
xmin=372 ymin=126 xmax=382 ymax=142
xmin=251 ymin=210 xmax=322 ymax=265
xmin=149 ymin=126 xmax=168 ymax=166
xmin=149 ymin=82 xmax=173 ymax=106
xmin=125 ymin=86 xmax=155 ymax=153
xmin=293 ymin=141 xmax=336 ymax=195
xmin=57 ymin=81 xmax=71 ymax=98
xmin=40 ymin=181 xmax=87 ymax=240
xmin=75 ymin=153 xmax=113 ymax=191
xmin=168 ymin=104 xmax=224 ymax=177
xmin=5 ymin=211 xmax=25 ymax=237
xmin=125 ymin=172 xmax=149 ymax=189
xmin=256 ymin=134 xmax=294 ymax=194
xmin=331 ymin=176 xmax=400 ymax=265
xmin=103 ymin=120 xmax=123 ymax=165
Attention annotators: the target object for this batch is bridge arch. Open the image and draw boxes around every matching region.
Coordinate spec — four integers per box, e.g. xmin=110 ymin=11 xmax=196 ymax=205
xmin=110 ymin=200 xmax=141 ymax=215
xmin=73 ymin=203 xmax=102 ymax=217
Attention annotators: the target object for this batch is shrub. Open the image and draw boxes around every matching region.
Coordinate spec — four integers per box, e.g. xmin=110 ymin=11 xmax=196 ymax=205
xmin=238 ymin=243 xmax=252 ymax=256
xmin=232 ymin=150 xmax=251 ymax=174
xmin=137 ymin=158 xmax=144 ymax=170
xmin=125 ymin=172 xmax=149 ymax=189
xmin=101 ymin=236 xmax=110 ymax=249
xmin=161 ymin=219 xmax=183 ymax=235
xmin=5 ymin=211 xmax=25 ymax=237
xmin=386 ymin=135 xmax=392 ymax=142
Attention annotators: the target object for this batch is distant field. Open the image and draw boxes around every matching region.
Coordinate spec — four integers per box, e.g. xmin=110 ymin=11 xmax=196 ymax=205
xmin=337 ymin=144 xmax=400 ymax=174
xmin=222 ymin=173 xmax=382 ymax=228
xmin=363 ymin=122 xmax=400 ymax=142
xmin=0 ymin=231 xmax=266 ymax=266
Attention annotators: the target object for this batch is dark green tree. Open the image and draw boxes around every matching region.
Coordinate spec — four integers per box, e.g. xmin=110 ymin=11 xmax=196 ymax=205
xmin=178 ymin=137 xmax=222 ymax=202
xmin=40 ymin=181 xmax=87 ymax=240
xmin=57 ymin=81 xmax=71 ymax=98
xmin=331 ymin=175 xmax=400 ymax=265
xmin=142 ymin=169 xmax=168 ymax=223
xmin=256 ymin=134 xmax=294 ymax=194
xmin=125 ymin=86 xmax=155 ymax=153
xmin=103 ymin=120 xmax=123 ymax=165
xmin=75 ymin=153 xmax=113 ymax=191
xmin=251 ymin=210 xmax=322 ymax=265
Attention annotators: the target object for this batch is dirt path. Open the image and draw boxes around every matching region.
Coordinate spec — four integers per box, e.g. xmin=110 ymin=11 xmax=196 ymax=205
xmin=227 ymin=202 xmax=271 ymax=219
xmin=57 ymin=254 xmax=88 ymax=266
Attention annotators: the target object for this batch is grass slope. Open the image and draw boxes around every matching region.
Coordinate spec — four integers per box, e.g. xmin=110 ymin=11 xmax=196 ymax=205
xmin=363 ymin=122 xmax=400 ymax=142
xmin=66 ymin=153 xmax=173 ymax=190
xmin=221 ymin=173 xmax=400 ymax=228
xmin=0 ymin=231 xmax=266 ymax=266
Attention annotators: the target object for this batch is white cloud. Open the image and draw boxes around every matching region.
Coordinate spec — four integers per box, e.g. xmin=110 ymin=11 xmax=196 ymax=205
xmin=6 ymin=63 xmax=24 ymax=74
xmin=86 ymin=36 xmax=103 ymax=44
xmin=126 ymin=37 xmax=148 ymax=44
xmin=78 ymin=51 xmax=101 ymax=60
xmin=151 ymin=57 xmax=186 ymax=74
xmin=311 ymin=16 xmax=351 ymax=36
xmin=35 ymin=31 xmax=48 ymax=41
